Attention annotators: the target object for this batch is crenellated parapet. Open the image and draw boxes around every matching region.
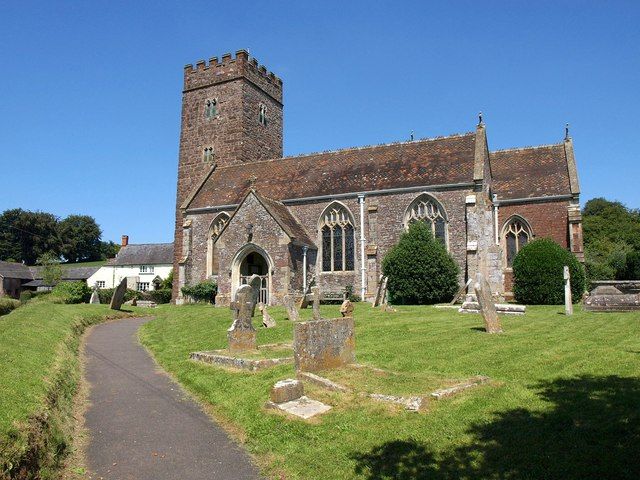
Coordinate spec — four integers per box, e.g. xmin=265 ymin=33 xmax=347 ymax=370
xmin=184 ymin=50 xmax=283 ymax=103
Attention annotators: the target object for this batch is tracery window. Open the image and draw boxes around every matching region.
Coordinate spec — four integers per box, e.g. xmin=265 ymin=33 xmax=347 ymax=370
xmin=320 ymin=204 xmax=355 ymax=272
xmin=502 ymin=217 xmax=531 ymax=267
xmin=259 ymin=104 xmax=267 ymax=126
xmin=405 ymin=194 xmax=448 ymax=246
xmin=205 ymin=99 xmax=217 ymax=119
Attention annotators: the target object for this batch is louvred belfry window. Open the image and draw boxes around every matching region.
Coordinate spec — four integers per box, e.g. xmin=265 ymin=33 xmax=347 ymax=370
xmin=320 ymin=204 xmax=355 ymax=272
xmin=405 ymin=194 xmax=448 ymax=247
xmin=503 ymin=217 xmax=531 ymax=267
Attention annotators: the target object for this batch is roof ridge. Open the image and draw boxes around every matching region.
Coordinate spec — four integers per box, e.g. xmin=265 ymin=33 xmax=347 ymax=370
xmin=491 ymin=143 xmax=563 ymax=154
xmin=123 ymin=243 xmax=173 ymax=246
xmin=214 ymin=131 xmax=476 ymax=170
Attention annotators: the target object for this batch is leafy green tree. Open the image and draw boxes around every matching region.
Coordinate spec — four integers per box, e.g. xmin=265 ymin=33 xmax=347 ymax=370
xmin=621 ymin=251 xmax=640 ymax=280
xmin=99 ymin=240 xmax=121 ymax=260
xmin=37 ymin=252 xmax=63 ymax=286
xmin=58 ymin=215 xmax=102 ymax=262
xmin=0 ymin=209 xmax=61 ymax=264
xmin=382 ymin=221 xmax=459 ymax=305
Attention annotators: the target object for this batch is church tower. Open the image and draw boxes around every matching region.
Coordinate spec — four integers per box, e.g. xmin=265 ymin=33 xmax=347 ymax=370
xmin=173 ymin=50 xmax=283 ymax=300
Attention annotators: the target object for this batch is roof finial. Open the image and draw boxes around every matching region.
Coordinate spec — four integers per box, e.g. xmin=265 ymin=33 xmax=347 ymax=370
xmin=478 ymin=111 xmax=484 ymax=126
xmin=565 ymin=123 xmax=570 ymax=140
xmin=249 ymin=174 xmax=257 ymax=189
xmin=410 ymin=130 xmax=414 ymax=141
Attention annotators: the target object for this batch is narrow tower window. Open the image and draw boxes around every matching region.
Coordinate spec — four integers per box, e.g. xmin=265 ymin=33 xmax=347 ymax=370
xmin=259 ymin=104 xmax=267 ymax=126
xmin=205 ymin=99 xmax=217 ymax=119
xmin=203 ymin=147 xmax=214 ymax=163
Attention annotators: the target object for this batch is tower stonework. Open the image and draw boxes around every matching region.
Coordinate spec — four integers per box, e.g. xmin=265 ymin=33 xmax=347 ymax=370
xmin=173 ymin=50 xmax=283 ymax=301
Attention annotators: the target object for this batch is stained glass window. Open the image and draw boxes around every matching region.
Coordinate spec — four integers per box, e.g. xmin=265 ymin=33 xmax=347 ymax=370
xmin=319 ymin=204 xmax=355 ymax=272
xmin=503 ymin=218 xmax=531 ymax=267
xmin=405 ymin=194 xmax=448 ymax=246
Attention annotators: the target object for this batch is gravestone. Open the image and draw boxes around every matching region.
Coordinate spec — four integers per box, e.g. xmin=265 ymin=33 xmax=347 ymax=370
xmin=583 ymin=285 xmax=640 ymax=311
xmin=248 ymin=274 xmax=261 ymax=317
xmin=258 ymin=302 xmax=276 ymax=328
xmin=270 ymin=379 xmax=304 ymax=403
xmin=299 ymin=275 xmax=315 ymax=309
xmin=311 ymin=286 xmax=321 ymax=320
xmin=284 ymin=294 xmax=301 ymax=322
xmin=89 ymin=288 xmax=100 ymax=305
xmin=109 ymin=278 xmax=127 ymax=310
xmin=340 ymin=299 xmax=354 ymax=317
xmin=564 ymin=266 xmax=573 ymax=315
xmin=227 ymin=282 xmax=260 ymax=352
xmin=293 ymin=317 xmax=355 ymax=372
xmin=377 ymin=277 xmax=389 ymax=309
xmin=474 ymin=273 xmax=503 ymax=334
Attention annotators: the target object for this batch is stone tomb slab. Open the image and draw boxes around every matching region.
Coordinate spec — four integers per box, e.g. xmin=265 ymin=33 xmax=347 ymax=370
xmin=190 ymin=344 xmax=293 ymax=372
xmin=293 ymin=317 xmax=355 ymax=372
xmin=266 ymin=396 xmax=332 ymax=420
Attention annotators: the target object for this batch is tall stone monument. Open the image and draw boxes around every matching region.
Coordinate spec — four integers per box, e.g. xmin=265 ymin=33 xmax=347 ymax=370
xmin=474 ymin=273 xmax=503 ymax=334
xmin=564 ymin=266 xmax=573 ymax=315
xmin=109 ymin=278 xmax=128 ymax=310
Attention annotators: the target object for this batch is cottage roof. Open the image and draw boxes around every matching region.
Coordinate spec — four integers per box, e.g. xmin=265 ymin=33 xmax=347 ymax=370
xmin=112 ymin=243 xmax=174 ymax=266
xmin=490 ymin=144 xmax=572 ymax=200
xmin=0 ymin=261 xmax=34 ymax=280
xmin=29 ymin=266 xmax=101 ymax=281
xmin=186 ymin=133 xmax=477 ymax=209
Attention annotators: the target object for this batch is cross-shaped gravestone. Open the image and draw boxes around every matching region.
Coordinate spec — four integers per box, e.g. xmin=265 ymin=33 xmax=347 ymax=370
xmin=227 ymin=274 xmax=261 ymax=352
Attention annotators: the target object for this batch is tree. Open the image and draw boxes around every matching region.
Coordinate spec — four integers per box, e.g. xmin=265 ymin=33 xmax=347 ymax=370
xmin=0 ymin=209 xmax=61 ymax=264
xmin=382 ymin=221 xmax=459 ymax=304
xmin=37 ymin=252 xmax=63 ymax=286
xmin=58 ymin=215 xmax=102 ymax=262
xmin=100 ymin=240 xmax=121 ymax=260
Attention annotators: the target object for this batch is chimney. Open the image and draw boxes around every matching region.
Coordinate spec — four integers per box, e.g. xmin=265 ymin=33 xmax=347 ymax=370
xmin=121 ymin=235 xmax=129 ymax=247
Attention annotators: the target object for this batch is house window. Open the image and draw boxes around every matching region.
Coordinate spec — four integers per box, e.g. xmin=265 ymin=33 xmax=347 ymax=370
xmin=140 ymin=266 xmax=154 ymax=274
xmin=137 ymin=282 xmax=150 ymax=292
xmin=259 ymin=104 xmax=267 ymax=126
xmin=405 ymin=193 xmax=448 ymax=246
xmin=203 ymin=147 xmax=214 ymax=163
xmin=205 ymin=99 xmax=217 ymax=119
xmin=502 ymin=217 xmax=532 ymax=267
xmin=320 ymin=203 xmax=355 ymax=272
xmin=95 ymin=280 xmax=106 ymax=288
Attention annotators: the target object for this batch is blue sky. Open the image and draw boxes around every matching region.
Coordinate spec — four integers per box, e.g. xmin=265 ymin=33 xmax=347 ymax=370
xmin=1 ymin=1 xmax=638 ymax=244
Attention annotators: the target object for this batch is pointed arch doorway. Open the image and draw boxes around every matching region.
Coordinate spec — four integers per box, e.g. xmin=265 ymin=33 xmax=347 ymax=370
xmin=231 ymin=245 xmax=272 ymax=305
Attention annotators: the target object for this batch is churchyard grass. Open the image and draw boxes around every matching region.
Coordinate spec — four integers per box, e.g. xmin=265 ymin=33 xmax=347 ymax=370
xmin=140 ymin=304 xmax=640 ymax=479
xmin=0 ymin=300 xmax=134 ymax=479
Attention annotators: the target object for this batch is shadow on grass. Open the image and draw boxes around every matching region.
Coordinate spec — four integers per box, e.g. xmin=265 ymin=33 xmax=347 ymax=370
xmin=352 ymin=375 xmax=640 ymax=479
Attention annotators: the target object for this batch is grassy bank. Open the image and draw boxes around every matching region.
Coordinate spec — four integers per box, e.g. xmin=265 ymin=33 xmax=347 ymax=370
xmin=140 ymin=304 xmax=640 ymax=479
xmin=0 ymin=300 xmax=133 ymax=479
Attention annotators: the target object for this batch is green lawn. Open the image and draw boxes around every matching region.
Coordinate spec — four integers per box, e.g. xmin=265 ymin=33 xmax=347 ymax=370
xmin=140 ymin=304 xmax=640 ymax=480
xmin=0 ymin=300 xmax=133 ymax=479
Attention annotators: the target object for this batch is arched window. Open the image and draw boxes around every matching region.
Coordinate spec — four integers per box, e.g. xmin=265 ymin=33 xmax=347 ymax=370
xmin=203 ymin=146 xmax=214 ymax=163
xmin=319 ymin=203 xmax=355 ymax=272
xmin=405 ymin=194 xmax=448 ymax=246
xmin=206 ymin=212 xmax=230 ymax=277
xmin=205 ymin=99 xmax=217 ymax=119
xmin=502 ymin=216 xmax=532 ymax=267
xmin=259 ymin=104 xmax=267 ymax=126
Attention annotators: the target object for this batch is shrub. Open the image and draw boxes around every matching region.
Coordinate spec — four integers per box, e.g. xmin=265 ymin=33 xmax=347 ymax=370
xmin=620 ymin=250 xmax=640 ymax=280
xmin=345 ymin=285 xmax=361 ymax=303
xmin=148 ymin=288 xmax=172 ymax=304
xmin=181 ymin=280 xmax=217 ymax=303
xmin=0 ymin=298 xmax=21 ymax=316
xmin=19 ymin=291 xmax=33 ymax=303
xmin=382 ymin=221 xmax=459 ymax=304
xmin=512 ymin=238 xmax=586 ymax=305
xmin=51 ymin=281 xmax=91 ymax=304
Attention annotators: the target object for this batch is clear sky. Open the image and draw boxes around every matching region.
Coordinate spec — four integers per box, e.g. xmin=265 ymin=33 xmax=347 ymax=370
xmin=1 ymin=1 xmax=638 ymax=244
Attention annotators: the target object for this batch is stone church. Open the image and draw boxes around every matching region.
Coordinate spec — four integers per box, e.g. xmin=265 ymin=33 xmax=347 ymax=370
xmin=172 ymin=50 xmax=584 ymax=305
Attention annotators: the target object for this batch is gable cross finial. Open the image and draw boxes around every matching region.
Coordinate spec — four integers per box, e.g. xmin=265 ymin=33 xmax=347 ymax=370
xmin=249 ymin=174 xmax=258 ymax=189
xmin=565 ymin=123 xmax=570 ymax=140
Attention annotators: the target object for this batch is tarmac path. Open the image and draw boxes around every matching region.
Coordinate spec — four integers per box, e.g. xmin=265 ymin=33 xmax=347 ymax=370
xmin=84 ymin=317 xmax=262 ymax=480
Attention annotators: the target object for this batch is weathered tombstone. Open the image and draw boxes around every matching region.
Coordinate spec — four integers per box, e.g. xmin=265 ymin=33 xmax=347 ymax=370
xmin=293 ymin=317 xmax=355 ymax=372
xmin=311 ymin=286 xmax=321 ymax=320
xmin=299 ymin=275 xmax=315 ymax=309
xmin=583 ymin=285 xmax=640 ymax=311
xmin=227 ymin=283 xmax=259 ymax=352
xmin=248 ymin=274 xmax=261 ymax=317
xmin=89 ymin=288 xmax=100 ymax=305
xmin=378 ymin=277 xmax=389 ymax=309
xmin=284 ymin=294 xmax=301 ymax=322
xmin=258 ymin=302 xmax=276 ymax=328
xmin=109 ymin=278 xmax=127 ymax=310
xmin=340 ymin=299 xmax=354 ymax=317
xmin=373 ymin=274 xmax=385 ymax=307
xmin=564 ymin=266 xmax=573 ymax=315
xmin=474 ymin=273 xmax=503 ymax=334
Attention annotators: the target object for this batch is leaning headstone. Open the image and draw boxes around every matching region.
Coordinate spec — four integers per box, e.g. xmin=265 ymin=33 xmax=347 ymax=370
xmin=89 ymin=288 xmax=100 ymax=305
xmin=373 ymin=274 xmax=384 ymax=307
xmin=284 ymin=294 xmax=301 ymax=322
xmin=340 ymin=299 xmax=354 ymax=317
xmin=564 ymin=266 xmax=573 ymax=315
xmin=474 ymin=273 xmax=503 ymax=334
xmin=258 ymin=302 xmax=276 ymax=328
xmin=227 ymin=283 xmax=259 ymax=352
xmin=311 ymin=286 xmax=321 ymax=320
xmin=377 ymin=277 xmax=389 ymax=309
xmin=109 ymin=277 xmax=127 ymax=310
xmin=293 ymin=317 xmax=355 ymax=372
xmin=248 ymin=274 xmax=262 ymax=317
xmin=299 ymin=275 xmax=315 ymax=309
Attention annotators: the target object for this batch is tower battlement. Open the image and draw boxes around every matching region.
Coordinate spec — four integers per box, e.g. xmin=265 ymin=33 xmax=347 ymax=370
xmin=183 ymin=50 xmax=283 ymax=103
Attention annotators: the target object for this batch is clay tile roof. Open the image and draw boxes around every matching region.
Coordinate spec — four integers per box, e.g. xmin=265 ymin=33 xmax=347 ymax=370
xmin=0 ymin=261 xmax=34 ymax=280
xmin=188 ymin=133 xmax=477 ymax=209
xmin=253 ymin=191 xmax=316 ymax=248
xmin=490 ymin=144 xmax=571 ymax=200
xmin=112 ymin=243 xmax=174 ymax=266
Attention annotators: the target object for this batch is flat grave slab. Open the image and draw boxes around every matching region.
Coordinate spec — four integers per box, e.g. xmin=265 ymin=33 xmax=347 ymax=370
xmin=266 ymin=396 xmax=332 ymax=419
